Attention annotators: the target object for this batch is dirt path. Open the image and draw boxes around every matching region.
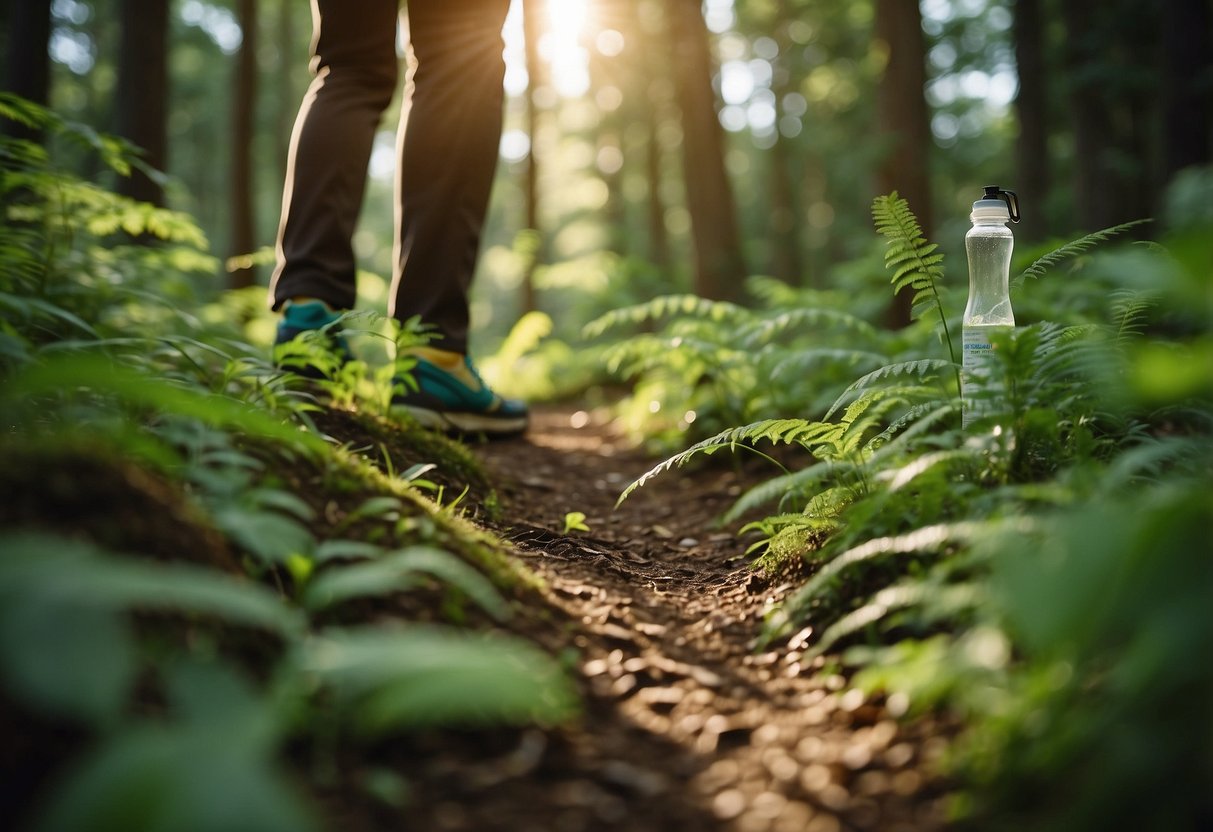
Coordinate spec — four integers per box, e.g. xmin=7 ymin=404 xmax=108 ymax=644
xmin=376 ymin=406 xmax=952 ymax=832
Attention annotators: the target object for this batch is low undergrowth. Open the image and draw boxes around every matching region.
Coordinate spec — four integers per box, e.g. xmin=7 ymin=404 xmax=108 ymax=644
xmin=603 ymin=189 xmax=1213 ymax=830
xmin=0 ymin=96 xmax=578 ymax=831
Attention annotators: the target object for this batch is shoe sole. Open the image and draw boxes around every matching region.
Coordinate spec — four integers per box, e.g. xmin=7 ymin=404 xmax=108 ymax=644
xmin=393 ymin=404 xmax=528 ymax=437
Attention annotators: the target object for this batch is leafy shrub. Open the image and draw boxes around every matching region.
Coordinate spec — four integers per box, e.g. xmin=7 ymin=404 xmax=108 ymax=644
xmin=0 ymin=97 xmax=579 ymax=830
xmin=611 ymin=190 xmax=1212 ymax=829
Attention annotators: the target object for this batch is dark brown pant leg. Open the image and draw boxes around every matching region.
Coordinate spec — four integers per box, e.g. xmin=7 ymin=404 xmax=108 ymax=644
xmin=391 ymin=0 xmax=511 ymax=352
xmin=269 ymin=0 xmax=399 ymax=312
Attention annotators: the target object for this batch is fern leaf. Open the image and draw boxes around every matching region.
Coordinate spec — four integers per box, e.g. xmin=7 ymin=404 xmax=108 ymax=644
xmin=805 ymin=583 xmax=982 ymax=658
xmin=770 ymin=348 xmax=888 ymax=381
xmin=877 ymin=448 xmax=976 ymax=491
xmin=865 ymin=401 xmax=955 ymax=449
xmin=794 ymin=520 xmax=987 ymax=604
xmin=872 ymin=193 xmax=956 ymax=364
xmin=739 ymin=307 xmax=878 ymax=349
xmin=582 ymin=294 xmax=749 ymax=338
xmin=722 ymin=458 xmax=854 ymax=523
xmin=618 ymin=418 xmax=831 ymax=504
xmin=1109 ymin=289 xmax=1155 ymax=344
xmin=825 ymin=359 xmax=953 ymax=420
xmin=1013 ymin=219 xmax=1152 ymax=287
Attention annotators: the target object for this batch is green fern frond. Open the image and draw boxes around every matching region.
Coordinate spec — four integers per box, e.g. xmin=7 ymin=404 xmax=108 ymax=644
xmin=876 ymin=448 xmax=977 ymax=492
xmin=746 ymin=275 xmax=804 ymax=307
xmin=863 ymin=402 xmax=959 ymax=456
xmin=806 ymin=582 xmax=982 ymax=659
xmin=602 ymin=333 xmax=747 ymax=380
xmin=832 ymin=389 xmax=943 ymax=458
xmin=825 ymin=359 xmax=953 ymax=420
xmin=751 ymin=515 xmax=840 ymax=570
xmin=738 ymin=307 xmax=878 ymax=349
xmin=872 ymin=193 xmax=955 ymax=363
xmin=723 ymin=458 xmax=856 ymax=522
xmin=582 ymin=294 xmax=749 ymax=338
xmin=769 ymin=349 xmax=888 ymax=382
xmin=1109 ymin=289 xmax=1155 ymax=344
xmin=794 ymin=521 xmax=983 ymax=605
xmin=0 ymin=92 xmax=58 ymax=132
xmin=618 ymin=418 xmax=834 ymax=504
xmin=1012 ymin=219 xmax=1152 ymax=287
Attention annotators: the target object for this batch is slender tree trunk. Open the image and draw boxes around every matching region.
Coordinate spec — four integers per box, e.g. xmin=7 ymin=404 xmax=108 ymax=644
xmin=520 ymin=0 xmax=546 ymax=314
xmin=768 ymin=130 xmax=801 ymax=282
xmin=637 ymin=1 xmax=672 ymax=272
xmin=645 ymin=112 xmax=671 ymax=271
xmin=1057 ymin=0 xmax=1149 ymax=231
xmin=1 ymin=0 xmax=52 ymax=143
xmin=1012 ymin=0 xmax=1049 ymax=242
xmin=229 ymin=0 xmax=259 ymax=289
xmin=115 ymin=0 xmax=169 ymax=206
xmin=276 ymin=0 xmax=298 ymax=178
xmin=1160 ymin=0 xmax=1212 ymax=187
xmin=874 ymin=0 xmax=932 ymax=328
xmin=667 ymin=0 xmax=744 ymax=301
xmin=768 ymin=2 xmax=802 ymax=283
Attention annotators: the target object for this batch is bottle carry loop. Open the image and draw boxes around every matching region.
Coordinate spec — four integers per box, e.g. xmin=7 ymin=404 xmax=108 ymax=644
xmin=983 ymin=185 xmax=1021 ymax=223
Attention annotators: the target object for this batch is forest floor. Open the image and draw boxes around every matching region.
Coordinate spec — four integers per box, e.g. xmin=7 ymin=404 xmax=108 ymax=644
xmin=338 ymin=405 xmax=957 ymax=832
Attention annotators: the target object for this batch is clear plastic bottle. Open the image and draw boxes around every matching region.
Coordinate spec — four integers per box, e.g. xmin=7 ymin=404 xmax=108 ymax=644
xmin=962 ymin=185 xmax=1019 ymax=427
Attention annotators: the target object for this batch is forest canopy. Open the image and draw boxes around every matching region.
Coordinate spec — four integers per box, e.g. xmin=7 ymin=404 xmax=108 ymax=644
xmin=3 ymin=0 xmax=1209 ymax=341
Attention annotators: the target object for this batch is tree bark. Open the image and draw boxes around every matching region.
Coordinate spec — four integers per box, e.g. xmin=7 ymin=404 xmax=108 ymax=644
xmin=229 ymin=0 xmax=259 ymax=289
xmin=276 ymin=0 xmax=299 ymax=178
xmin=667 ymin=0 xmax=745 ymax=301
xmin=1059 ymin=0 xmax=1156 ymax=231
xmin=874 ymin=0 xmax=932 ymax=328
xmin=1012 ymin=0 xmax=1049 ymax=242
xmin=1160 ymin=0 xmax=1213 ymax=186
xmin=637 ymin=2 xmax=672 ymax=272
xmin=768 ymin=2 xmax=802 ymax=283
xmin=115 ymin=0 xmax=169 ymax=207
xmin=1 ymin=0 xmax=52 ymax=144
xmin=520 ymin=0 xmax=547 ymax=314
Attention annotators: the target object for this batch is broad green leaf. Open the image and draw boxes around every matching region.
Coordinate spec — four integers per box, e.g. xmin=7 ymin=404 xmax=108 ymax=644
xmin=31 ymin=723 xmax=319 ymax=832
xmin=0 ymin=533 xmax=305 ymax=638
xmin=0 ymin=596 xmax=135 ymax=726
xmin=303 ymin=547 xmax=510 ymax=621
xmin=2 ymin=354 xmax=326 ymax=455
xmin=343 ymin=496 xmax=404 ymax=524
xmin=299 ymin=626 xmax=579 ymax=732
xmin=312 ymin=539 xmax=386 ymax=563
xmin=212 ymin=506 xmax=315 ymax=566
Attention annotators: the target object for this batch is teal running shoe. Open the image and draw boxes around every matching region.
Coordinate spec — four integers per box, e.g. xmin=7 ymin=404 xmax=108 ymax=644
xmin=391 ymin=354 xmax=528 ymax=437
xmin=273 ymin=300 xmax=353 ymax=379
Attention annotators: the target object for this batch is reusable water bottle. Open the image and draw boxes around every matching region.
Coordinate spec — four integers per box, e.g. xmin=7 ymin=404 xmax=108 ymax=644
xmin=962 ymin=185 xmax=1019 ymax=427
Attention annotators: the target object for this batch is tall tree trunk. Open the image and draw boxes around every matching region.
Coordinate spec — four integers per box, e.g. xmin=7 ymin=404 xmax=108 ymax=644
xmin=768 ymin=128 xmax=801 ymax=282
xmin=1060 ymin=0 xmax=1144 ymax=231
xmin=589 ymin=41 xmax=627 ymax=255
xmin=637 ymin=1 xmax=672 ymax=272
xmin=115 ymin=0 xmax=169 ymax=206
xmin=768 ymin=2 xmax=802 ymax=283
xmin=229 ymin=0 xmax=259 ymax=289
xmin=1 ymin=0 xmax=52 ymax=144
xmin=874 ymin=0 xmax=932 ymax=328
xmin=644 ymin=111 xmax=671 ymax=271
xmin=667 ymin=0 xmax=744 ymax=301
xmin=1160 ymin=0 xmax=1213 ymax=188
xmin=520 ymin=0 xmax=545 ymax=315
xmin=276 ymin=0 xmax=299 ymax=178
xmin=1012 ymin=0 xmax=1049 ymax=242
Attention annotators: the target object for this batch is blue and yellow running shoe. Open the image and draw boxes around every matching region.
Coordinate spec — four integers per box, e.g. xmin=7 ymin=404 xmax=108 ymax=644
xmin=391 ymin=348 xmax=528 ymax=437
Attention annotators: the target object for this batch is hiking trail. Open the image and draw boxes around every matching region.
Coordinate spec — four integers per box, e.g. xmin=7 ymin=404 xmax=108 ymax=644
xmin=374 ymin=404 xmax=953 ymax=832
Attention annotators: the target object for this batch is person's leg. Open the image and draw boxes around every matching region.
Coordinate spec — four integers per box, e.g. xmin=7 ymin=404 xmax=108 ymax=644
xmin=391 ymin=0 xmax=511 ymax=352
xmin=269 ymin=0 xmax=400 ymax=312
